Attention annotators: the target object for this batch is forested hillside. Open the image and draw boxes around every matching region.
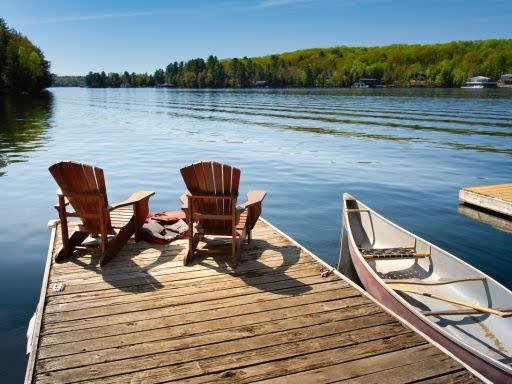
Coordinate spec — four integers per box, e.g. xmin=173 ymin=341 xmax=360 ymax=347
xmin=0 ymin=18 xmax=52 ymax=94
xmin=85 ymin=39 xmax=512 ymax=88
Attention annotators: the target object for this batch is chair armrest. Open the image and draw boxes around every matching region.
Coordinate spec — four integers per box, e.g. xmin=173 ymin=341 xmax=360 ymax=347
xmin=180 ymin=191 xmax=190 ymax=209
xmin=239 ymin=191 xmax=266 ymax=209
xmin=54 ymin=189 xmax=70 ymax=208
xmin=109 ymin=190 xmax=155 ymax=210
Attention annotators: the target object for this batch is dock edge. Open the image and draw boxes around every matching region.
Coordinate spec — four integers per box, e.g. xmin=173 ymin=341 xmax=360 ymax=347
xmin=459 ymin=188 xmax=512 ymax=217
xmin=259 ymin=217 xmax=490 ymax=384
xmin=24 ymin=220 xmax=59 ymax=384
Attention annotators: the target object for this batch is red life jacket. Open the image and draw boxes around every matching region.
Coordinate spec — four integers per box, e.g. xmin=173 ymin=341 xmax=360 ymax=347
xmin=142 ymin=211 xmax=188 ymax=244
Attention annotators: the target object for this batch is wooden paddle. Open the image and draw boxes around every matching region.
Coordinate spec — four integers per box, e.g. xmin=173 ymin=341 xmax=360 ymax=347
xmin=422 ymin=308 xmax=512 ymax=317
xmin=389 ymin=284 xmax=512 ymax=318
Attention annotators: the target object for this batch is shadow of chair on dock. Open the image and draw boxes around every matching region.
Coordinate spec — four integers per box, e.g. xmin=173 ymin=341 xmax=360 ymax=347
xmin=59 ymin=241 xmax=185 ymax=293
xmin=187 ymin=238 xmax=312 ymax=296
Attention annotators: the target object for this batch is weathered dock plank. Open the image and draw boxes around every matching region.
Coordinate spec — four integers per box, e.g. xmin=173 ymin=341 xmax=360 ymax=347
xmin=26 ymin=219 xmax=481 ymax=383
xmin=460 ymin=183 xmax=512 ymax=216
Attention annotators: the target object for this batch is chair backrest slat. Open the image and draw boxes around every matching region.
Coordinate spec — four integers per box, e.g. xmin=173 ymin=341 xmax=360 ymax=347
xmin=202 ymin=162 xmax=217 ymax=219
xmin=59 ymin=162 xmax=95 ymax=228
xmin=80 ymin=163 xmax=102 ymax=229
xmin=190 ymin=162 xmax=209 ymax=220
xmin=180 ymin=164 xmax=198 ymax=192
xmin=181 ymin=161 xmax=241 ymax=233
xmin=94 ymin=166 xmax=109 ymax=206
xmin=212 ymin=162 xmax=223 ymax=225
xmin=212 ymin=162 xmax=223 ymax=195
xmin=90 ymin=165 xmax=111 ymax=228
xmin=192 ymin=162 xmax=208 ymax=192
xmin=49 ymin=161 xmax=111 ymax=234
xmin=202 ymin=162 xmax=215 ymax=193
xmin=222 ymin=163 xmax=232 ymax=195
xmin=231 ymin=167 xmax=241 ymax=195
xmin=81 ymin=163 xmax=98 ymax=195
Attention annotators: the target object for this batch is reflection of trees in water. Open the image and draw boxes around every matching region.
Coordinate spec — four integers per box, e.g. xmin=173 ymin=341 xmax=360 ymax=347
xmin=0 ymin=92 xmax=53 ymax=176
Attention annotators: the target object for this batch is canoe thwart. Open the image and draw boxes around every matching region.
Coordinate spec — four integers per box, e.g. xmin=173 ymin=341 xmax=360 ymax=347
xmin=384 ymin=276 xmax=486 ymax=286
xmin=360 ymin=247 xmax=430 ymax=260
xmin=346 ymin=209 xmax=370 ymax=213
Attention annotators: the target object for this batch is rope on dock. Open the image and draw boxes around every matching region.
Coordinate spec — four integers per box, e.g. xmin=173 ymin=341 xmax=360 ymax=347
xmin=321 ymin=268 xmax=335 ymax=277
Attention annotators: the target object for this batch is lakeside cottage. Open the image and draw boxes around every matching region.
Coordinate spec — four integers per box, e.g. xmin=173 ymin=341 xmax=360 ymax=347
xmin=409 ymin=72 xmax=428 ymax=87
xmin=353 ymin=78 xmax=377 ymax=88
xmin=157 ymin=83 xmax=175 ymax=88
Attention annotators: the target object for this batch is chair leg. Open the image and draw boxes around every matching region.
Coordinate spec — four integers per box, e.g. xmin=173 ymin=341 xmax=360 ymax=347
xmin=100 ymin=219 xmax=109 ymax=257
xmin=185 ymin=232 xmax=193 ymax=265
xmin=55 ymin=229 xmax=88 ymax=261
xmin=233 ymin=227 xmax=247 ymax=266
xmin=183 ymin=230 xmax=201 ymax=266
xmin=100 ymin=198 xmax=151 ymax=267
xmin=57 ymin=223 xmax=70 ymax=261
xmin=133 ymin=199 xmax=150 ymax=242
xmin=100 ymin=216 xmax=136 ymax=267
xmin=184 ymin=199 xmax=199 ymax=266
xmin=231 ymin=235 xmax=237 ymax=265
xmin=231 ymin=220 xmax=238 ymax=265
xmin=55 ymin=197 xmax=70 ymax=261
xmin=55 ymin=200 xmax=87 ymax=261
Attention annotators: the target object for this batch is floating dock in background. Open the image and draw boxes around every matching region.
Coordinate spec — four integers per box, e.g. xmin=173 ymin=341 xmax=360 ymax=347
xmin=25 ymin=219 xmax=480 ymax=383
xmin=459 ymin=183 xmax=512 ymax=217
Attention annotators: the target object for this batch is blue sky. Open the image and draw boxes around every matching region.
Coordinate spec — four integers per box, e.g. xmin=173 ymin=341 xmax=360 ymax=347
xmin=2 ymin=0 xmax=511 ymax=75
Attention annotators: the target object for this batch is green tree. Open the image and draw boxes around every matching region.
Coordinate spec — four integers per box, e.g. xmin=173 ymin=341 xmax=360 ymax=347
xmin=299 ymin=61 xmax=315 ymax=87
xmin=108 ymin=72 xmax=121 ymax=87
xmin=0 ymin=19 xmax=52 ymax=93
xmin=153 ymin=68 xmax=164 ymax=85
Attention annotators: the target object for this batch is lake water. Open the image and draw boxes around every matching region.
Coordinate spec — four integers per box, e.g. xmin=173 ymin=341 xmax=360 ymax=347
xmin=1 ymin=87 xmax=511 ymax=381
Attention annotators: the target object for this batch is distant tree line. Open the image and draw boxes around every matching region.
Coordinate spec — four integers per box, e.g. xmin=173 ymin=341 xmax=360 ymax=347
xmin=84 ymin=39 xmax=512 ymax=88
xmin=85 ymin=71 xmax=157 ymax=88
xmin=53 ymin=76 xmax=85 ymax=87
xmin=0 ymin=18 xmax=52 ymax=94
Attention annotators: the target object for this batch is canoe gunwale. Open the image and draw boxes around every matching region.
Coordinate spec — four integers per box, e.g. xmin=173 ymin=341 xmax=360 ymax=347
xmin=342 ymin=194 xmax=512 ymax=381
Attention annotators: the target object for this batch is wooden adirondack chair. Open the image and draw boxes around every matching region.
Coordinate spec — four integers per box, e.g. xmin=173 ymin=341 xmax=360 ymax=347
xmin=180 ymin=161 xmax=266 ymax=266
xmin=49 ymin=161 xmax=155 ymax=266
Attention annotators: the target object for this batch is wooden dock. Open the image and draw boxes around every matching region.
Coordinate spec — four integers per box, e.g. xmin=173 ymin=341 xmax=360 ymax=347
xmin=25 ymin=219 xmax=481 ymax=383
xmin=460 ymin=183 xmax=512 ymax=217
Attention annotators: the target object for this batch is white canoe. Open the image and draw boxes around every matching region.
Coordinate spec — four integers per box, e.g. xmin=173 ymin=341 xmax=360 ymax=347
xmin=342 ymin=193 xmax=512 ymax=383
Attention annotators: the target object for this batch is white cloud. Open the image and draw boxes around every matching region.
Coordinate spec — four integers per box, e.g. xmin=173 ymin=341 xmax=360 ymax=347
xmin=18 ymin=11 xmax=162 ymax=26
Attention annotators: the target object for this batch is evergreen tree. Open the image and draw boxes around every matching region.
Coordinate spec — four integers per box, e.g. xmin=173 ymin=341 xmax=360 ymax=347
xmin=153 ymin=68 xmax=164 ymax=85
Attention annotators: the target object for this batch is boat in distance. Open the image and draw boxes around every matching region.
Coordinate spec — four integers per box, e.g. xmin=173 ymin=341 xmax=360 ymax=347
xmin=341 ymin=193 xmax=512 ymax=383
xmin=461 ymin=75 xmax=498 ymax=89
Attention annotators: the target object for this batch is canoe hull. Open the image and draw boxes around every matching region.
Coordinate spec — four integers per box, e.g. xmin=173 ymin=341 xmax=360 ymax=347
xmin=347 ymin=237 xmax=510 ymax=383
xmin=344 ymin=196 xmax=512 ymax=383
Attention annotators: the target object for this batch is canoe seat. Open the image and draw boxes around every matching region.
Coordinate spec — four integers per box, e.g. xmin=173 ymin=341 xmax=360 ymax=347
xmin=360 ymin=247 xmax=430 ymax=260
